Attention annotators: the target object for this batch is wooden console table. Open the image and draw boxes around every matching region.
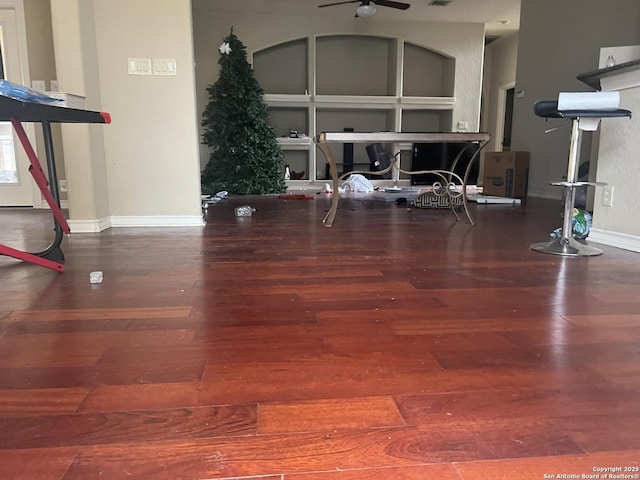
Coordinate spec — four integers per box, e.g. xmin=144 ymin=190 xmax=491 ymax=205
xmin=316 ymin=131 xmax=490 ymax=227
xmin=0 ymin=94 xmax=111 ymax=272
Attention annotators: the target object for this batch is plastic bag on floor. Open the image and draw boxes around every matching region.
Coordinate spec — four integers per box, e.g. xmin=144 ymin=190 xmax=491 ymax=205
xmin=550 ymin=208 xmax=592 ymax=239
xmin=340 ymin=174 xmax=374 ymax=193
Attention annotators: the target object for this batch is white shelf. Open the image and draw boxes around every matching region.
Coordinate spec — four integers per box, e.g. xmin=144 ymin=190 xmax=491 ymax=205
xmin=400 ymin=96 xmax=456 ymax=109
xmin=254 ymin=35 xmax=460 ymax=183
xmin=314 ymin=95 xmax=398 ymax=108
xmin=276 ymin=137 xmax=311 ymax=150
xmin=264 ymin=94 xmax=311 ymax=107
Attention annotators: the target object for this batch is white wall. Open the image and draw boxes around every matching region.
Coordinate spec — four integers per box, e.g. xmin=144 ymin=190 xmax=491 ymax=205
xmin=49 ymin=0 xmax=203 ymax=229
xmin=483 ymin=34 xmax=518 ymax=152
xmin=50 ymin=0 xmax=110 ymax=225
xmin=23 ymin=0 xmax=66 ymax=205
xmin=93 ymin=0 xmax=202 ymax=225
xmin=590 ymin=85 xmax=640 ymax=249
xmin=192 ymin=10 xmax=486 ymax=171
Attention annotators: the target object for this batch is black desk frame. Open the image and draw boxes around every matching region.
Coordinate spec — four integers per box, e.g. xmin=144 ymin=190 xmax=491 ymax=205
xmin=0 ymin=95 xmax=111 ymax=271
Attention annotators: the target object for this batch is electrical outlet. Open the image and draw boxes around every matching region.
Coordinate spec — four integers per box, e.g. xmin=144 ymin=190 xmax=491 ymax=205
xmin=31 ymin=80 xmax=46 ymax=91
xmin=602 ymin=186 xmax=614 ymax=207
xmin=59 ymin=180 xmax=68 ymax=192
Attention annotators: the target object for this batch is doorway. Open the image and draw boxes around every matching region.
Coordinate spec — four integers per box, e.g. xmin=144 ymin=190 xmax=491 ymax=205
xmin=0 ymin=6 xmax=35 ymax=207
xmin=495 ymin=82 xmax=515 ymax=152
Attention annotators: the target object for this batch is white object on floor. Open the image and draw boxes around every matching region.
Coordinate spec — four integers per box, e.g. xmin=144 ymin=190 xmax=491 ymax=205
xmin=470 ymin=195 xmax=521 ymax=204
xmin=89 ymin=271 xmax=103 ymax=284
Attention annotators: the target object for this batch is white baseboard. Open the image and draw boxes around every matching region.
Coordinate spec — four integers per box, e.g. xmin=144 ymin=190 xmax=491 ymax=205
xmin=68 ymin=216 xmax=112 ymax=233
xmin=110 ymin=215 xmax=205 ymax=228
xmin=589 ymin=228 xmax=640 ymax=253
xmin=69 ymin=215 xmax=205 ymax=232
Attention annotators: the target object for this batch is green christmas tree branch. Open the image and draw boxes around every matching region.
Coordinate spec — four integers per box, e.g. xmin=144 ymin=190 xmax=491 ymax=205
xmin=201 ymin=28 xmax=287 ymax=195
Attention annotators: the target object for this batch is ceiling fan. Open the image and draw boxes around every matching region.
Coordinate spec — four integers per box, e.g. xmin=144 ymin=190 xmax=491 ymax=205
xmin=318 ymin=0 xmax=411 ymax=19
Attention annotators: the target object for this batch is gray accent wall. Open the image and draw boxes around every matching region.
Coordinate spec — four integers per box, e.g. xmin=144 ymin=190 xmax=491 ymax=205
xmin=511 ymin=0 xmax=640 ymax=200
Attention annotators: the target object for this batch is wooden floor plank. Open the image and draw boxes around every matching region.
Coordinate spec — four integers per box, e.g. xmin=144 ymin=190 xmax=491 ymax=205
xmin=284 ymin=464 xmax=463 ymax=479
xmin=0 ymin=405 xmax=257 ymax=450
xmin=554 ymin=414 xmax=640 ymax=453
xmin=193 ymin=324 xmax=326 ymax=363
xmin=564 ymin=313 xmax=640 ymax=328
xmin=0 ymin=447 xmax=79 ymax=480
xmin=3 ymin=306 xmax=194 ymax=323
xmin=61 ymin=422 xmax=583 ymax=480
xmin=453 ymin=449 xmax=640 ymax=480
xmin=1 ymin=197 xmax=640 ymax=479
xmin=200 ymin=352 xmax=445 ymax=404
xmin=0 ymin=354 xmax=206 ymax=389
xmin=395 ymin=385 xmax=640 ymax=425
xmin=258 ymin=396 xmax=406 ymax=434
xmin=77 ymin=364 xmax=609 ymax=414
xmin=0 ymin=387 xmax=90 ymax=416
xmin=431 ymin=342 xmax=640 ymax=371
xmin=0 ymin=330 xmax=196 ymax=368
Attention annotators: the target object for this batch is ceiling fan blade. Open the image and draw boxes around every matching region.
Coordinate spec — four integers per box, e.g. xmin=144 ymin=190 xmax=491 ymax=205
xmin=318 ymin=0 xmax=359 ymax=7
xmin=372 ymin=0 xmax=410 ymax=9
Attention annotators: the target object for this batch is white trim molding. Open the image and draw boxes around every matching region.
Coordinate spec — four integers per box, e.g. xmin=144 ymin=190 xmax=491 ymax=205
xmin=69 ymin=215 xmax=205 ymax=232
xmin=69 ymin=216 xmax=112 ymax=233
xmin=589 ymin=228 xmax=640 ymax=254
xmin=110 ymin=215 xmax=205 ymax=228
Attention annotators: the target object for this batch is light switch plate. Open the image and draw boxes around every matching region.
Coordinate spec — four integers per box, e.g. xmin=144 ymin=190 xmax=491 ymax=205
xmin=127 ymin=58 xmax=152 ymax=76
xmin=153 ymin=58 xmax=177 ymax=76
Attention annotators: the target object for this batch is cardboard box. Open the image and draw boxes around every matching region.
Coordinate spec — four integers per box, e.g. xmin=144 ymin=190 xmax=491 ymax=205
xmin=483 ymin=151 xmax=530 ymax=198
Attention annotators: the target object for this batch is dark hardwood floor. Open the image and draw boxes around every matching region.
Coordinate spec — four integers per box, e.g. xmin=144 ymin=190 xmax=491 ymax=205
xmin=1 ymin=195 xmax=639 ymax=479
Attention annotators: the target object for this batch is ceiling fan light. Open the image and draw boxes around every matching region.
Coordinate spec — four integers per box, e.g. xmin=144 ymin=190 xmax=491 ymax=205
xmin=356 ymin=4 xmax=376 ymax=18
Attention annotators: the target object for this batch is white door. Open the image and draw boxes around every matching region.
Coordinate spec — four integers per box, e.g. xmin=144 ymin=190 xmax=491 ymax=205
xmin=0 ymin=7 xmax=35 ymax=207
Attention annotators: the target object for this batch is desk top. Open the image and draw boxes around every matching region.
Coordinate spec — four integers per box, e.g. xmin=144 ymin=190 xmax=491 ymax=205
xmin=0 ymin=95 xmax=111 ymax=124
xmin=317 ymin=131 xmax=490 ymax=144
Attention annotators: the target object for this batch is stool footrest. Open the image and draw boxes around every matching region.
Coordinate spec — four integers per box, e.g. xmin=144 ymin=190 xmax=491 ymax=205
xmin=549 ymin=181 xmax=607 ymax=187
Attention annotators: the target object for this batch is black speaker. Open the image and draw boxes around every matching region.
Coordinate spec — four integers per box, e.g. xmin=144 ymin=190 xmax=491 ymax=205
xmin=343 ymin=127 xmax=354 ymax=174
xmin=366 ymin=143 xmax=392 ymax=179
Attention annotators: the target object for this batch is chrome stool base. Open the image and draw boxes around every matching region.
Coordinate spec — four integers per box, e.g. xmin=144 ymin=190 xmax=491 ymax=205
xmin=530 ymin=237 xmax=602 ymax=257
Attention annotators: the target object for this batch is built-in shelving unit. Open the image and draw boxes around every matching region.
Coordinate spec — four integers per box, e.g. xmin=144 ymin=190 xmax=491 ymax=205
xmin=253 ymin=35 xmax=457 ymax=185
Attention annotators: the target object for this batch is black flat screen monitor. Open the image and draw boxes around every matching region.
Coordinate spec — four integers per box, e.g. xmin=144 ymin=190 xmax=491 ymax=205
xmin=410 ymin=142 xmax=480 ymax=186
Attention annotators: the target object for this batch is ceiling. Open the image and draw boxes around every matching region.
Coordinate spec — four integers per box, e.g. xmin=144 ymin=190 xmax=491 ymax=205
xmin=192 ymin=0 xmax=521 ymax=37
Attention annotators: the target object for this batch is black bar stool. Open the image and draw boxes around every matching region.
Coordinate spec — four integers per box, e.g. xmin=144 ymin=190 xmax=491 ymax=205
xmin=530 ymin=99 xmax=631 ymax=256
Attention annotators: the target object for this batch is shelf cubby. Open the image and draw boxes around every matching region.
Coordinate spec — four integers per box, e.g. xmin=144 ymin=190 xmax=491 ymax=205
xmin=282 ymin=150 xmax=309 ymax=181
xmin=267 ymin=106 xmax=309 ymax=140
xmin=316 ymin=35 xmax=397 ymax=96
xmin=253 ymin=38 xmax=308 ymax=95
xmin=253 ymin=35 xmax=459 ymax=184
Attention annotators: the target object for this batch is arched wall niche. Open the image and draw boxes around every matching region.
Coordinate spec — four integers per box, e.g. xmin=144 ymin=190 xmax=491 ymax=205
xmin=253 ymin=37 xmax=308 ymax=95
xmin=253 ymin=34 xmax=455 ymax=97
xmin=251 ymin=34 xmax=458 ymax=183
xmin=403 ymin=41 xmax=455 ymax=97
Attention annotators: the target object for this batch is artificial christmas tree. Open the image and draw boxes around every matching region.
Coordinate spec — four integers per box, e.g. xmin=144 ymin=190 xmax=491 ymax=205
xmin=201 ymin=29 xmax=287 ymax=195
